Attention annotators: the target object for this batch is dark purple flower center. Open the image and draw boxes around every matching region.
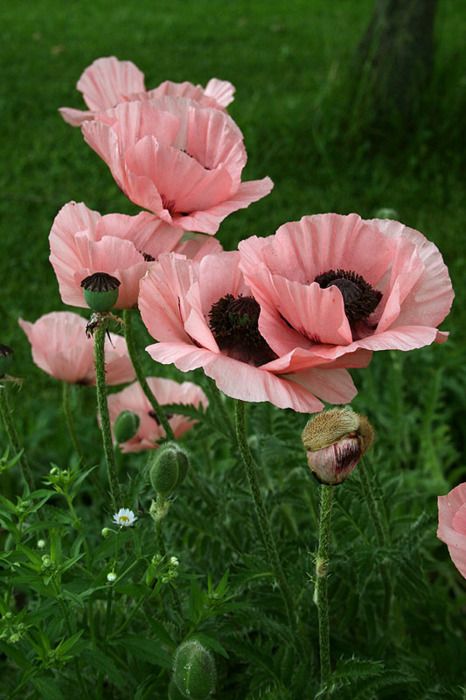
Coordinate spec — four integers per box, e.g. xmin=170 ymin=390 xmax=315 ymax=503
xmin=208 ymin=294 xmax=277 ymax=366
xmin=314 ymin=269 xmax=382 ymax=324
xmin=80 ymin=272 xmax=120 ymax=292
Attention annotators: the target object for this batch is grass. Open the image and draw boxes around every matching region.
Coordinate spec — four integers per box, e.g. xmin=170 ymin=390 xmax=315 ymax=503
xmin=0 ymin=3 xmax=466 ymax=695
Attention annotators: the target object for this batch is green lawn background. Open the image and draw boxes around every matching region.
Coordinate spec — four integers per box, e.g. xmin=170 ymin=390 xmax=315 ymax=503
xmin=0 ymin=0 xmax=465 ymax=466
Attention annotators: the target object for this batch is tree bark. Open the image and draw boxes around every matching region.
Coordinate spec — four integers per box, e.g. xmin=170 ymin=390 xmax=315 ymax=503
xmin=357 ymin=0 xmax=437 ymax=122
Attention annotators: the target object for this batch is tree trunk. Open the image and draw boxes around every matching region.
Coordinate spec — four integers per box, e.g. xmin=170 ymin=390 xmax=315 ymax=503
xmin=357 ymin=0 xmax=437 ymax=122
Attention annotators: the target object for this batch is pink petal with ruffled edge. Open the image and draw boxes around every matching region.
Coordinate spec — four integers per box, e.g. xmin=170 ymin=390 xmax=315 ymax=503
xmin=77 ymin=57 xmax=145 ymax=112
xmin=369 ymin=218 xmax=454 ymax=331
xmin=59 ymin=107 xmax=95 ymax=126
xmin=108 ymin=377 xmax=208 ymax=452
xmin=19 ymin=313 xmax=94 ymax=383
xmin=125 ymin=136 xmax=234 ymax=215
xmin=438 ymin=484 xmax=466 ymax=579
xmin=174 ymin=234 xmax=223 ymax=260
xmin=104 ymin=334 xmax=136 ymax=385
xmin=204 ymin=78 xmax=236 ymax=108
xmin=50 ymin=202 xmax=150 ymax=309
xmin=177 ymin=178 xmax=274 ymax=234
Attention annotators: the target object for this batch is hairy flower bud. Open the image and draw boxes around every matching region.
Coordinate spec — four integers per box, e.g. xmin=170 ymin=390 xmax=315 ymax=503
xmin=173 ymin=639 xmax=216 ymax=700
xmin=114 ymin=410 xmax=140 ymax=443
xmin=81 ymin=272 xmax=120 ymax=312
xmin=149 ymin=443 xmax=190 ymax=498
xmin=302 ymin=407 xmax=374 ymax=485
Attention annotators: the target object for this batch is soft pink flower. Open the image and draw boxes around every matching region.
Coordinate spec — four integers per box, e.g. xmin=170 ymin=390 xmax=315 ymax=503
xmin=108 ymin=377 xmax=208 ymax=452
xmin=60 ymin=56 xmax=235 ymax=126
xmin=19 ymin=312 xmax=135 ymax=385
xmin=49 ymin=201 xmax=222 ymax=309
xmin=138 ymin=252 xmax=370 ymax=413
xmin=81 ymin=98 xmax=273 ymax=234
xmin=238 ymin=213 xmax=453 ymax=366
xmin=438 ymin=483 xmax=466 ymax=579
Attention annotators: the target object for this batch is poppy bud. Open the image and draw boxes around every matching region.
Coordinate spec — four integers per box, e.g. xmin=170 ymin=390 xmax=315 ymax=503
xmin=114 ymin=410 xmax=140 ymax=443
xmin=149 ymin=443 xmax=190 ymax=498
xmin=81 ymin=272 xmax=120 ymax=312
xmin=173 ymin=639 xmax=216 ymax=700
xmin=0 ymin=345 xmax=13 ymax=378
xmin=302 ymin=407 xmax=374 ymax=486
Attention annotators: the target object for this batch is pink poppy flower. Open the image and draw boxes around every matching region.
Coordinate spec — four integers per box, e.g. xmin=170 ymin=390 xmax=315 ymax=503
xmin=19 ymin=312 xmax=135 ymax=385
xmin=238 ymin=213 xmax=453 ymax=366
xmin=81 ymin=98 xmax=273 ymax=234
xmin=49 ymin=201 xmax=222 ymax=309
xmin=107 ymin=377 xmax=208 ymax=452
xmin=60 ymin=56 xmax=235 ymax=126
xmin=138 ymin=252 xmax=370 ymax=413
xmin=438 ymin=483 xmax=466 ymax=579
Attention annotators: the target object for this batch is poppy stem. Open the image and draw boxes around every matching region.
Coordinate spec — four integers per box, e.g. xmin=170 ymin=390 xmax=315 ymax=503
xmin=123 ymin=309 xmax=175 ymax=441
xmin=62 ymin=382 xmax=84 ymax=462
xmin=94 ymin=321 xmax=120 ymax=510
xmin=234 ymin=400 xmax=296 ymax=630
xmin=0 ymin=383 xmax=34 ymax=491
xmin=315 ymin=484 xmax=334 ymax=690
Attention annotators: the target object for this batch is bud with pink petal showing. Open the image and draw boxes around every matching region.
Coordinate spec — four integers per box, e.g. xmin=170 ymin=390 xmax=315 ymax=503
xmin=302 ymin=407 xmax=374 ymax=486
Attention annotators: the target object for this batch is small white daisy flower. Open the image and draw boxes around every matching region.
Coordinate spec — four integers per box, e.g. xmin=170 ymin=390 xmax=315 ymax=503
xmin=112 ymin=508 xmax=137 ymax=527
xmin=107 ymin=571 xmax=117 ymax=583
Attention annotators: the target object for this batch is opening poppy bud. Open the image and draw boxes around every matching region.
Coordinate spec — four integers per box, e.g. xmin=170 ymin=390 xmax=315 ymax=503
xmin=114 ymin=410 xmax=140 ymax=443
xmin=81 ymin=272 xmax=120 ymax=312
xmin=149 ymin=442 xmax=190 ymax=498
xmin=173 ymin=639 xmax=216 ymax=700
xmin=0 ymin=345 xmax=13 ymax=378
xmin=302 ymin=407 xmax=374 ymax=486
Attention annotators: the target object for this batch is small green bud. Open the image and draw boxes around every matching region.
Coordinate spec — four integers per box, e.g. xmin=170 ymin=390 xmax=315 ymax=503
xmin=0 ymin=345 xmax=13 ymax=378
xmin=173 ymin=639 xmax=216 ymax=699
xmin=373 ymin=207 xmax=399 ymax=220
xmin=149 ymin=443 xmax=190 ymax=498
xmin=114 ymin=410 xmax=140 ymax=443
xmin=81 ymin=272 xmax=120 ymax=312
xmin=101 ymin=527 xmax=111 ymax=538
xmin=168 ymin=679 xmax=189 ymax=700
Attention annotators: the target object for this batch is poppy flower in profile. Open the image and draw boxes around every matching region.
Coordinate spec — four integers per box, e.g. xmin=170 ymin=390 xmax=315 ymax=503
xmin=438 ymin=483 xmax=466 ymax=579
xmin=238 ymin=213 xmax=453 ymax=365
xmin=81 ymin=98 xmax=273 ymax=234
xmin=49 ymin=201 xmax=222 ymax=309
xmin=19 ymin=312 xmax=134 ymax=385
xmin=138 ymin=252 xmax=370 ymax=413
xmin=60 ymin=55 xmax=235 ymax=126
xmin=107 ymin=377 xmax=208 ymax=452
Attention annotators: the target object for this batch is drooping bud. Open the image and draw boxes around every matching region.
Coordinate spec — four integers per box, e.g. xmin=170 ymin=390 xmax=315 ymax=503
xmin=149 ymin=443 xmax=190 ymax=498
xmin=302 ymin=407 xmax=374 ymax=486
xmin=0 ymin=345 xmax=13 ymax=378
xmin=81 ymin=272 xmax=120 ymax=312
xmin=114 ymin=411 xmax=140 ymax=443
xmin=173 ymin=639 xmax=216 ymax=700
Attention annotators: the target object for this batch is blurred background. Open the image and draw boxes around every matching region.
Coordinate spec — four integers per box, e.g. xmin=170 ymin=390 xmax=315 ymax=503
xmin=0 ymin=0 xmax=464 ymax=472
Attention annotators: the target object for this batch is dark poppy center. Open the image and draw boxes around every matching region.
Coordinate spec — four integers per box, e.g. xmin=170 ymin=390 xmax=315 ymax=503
xmin=314 ymin=269 xmax=382 ymax=324
xmin=208 ymin=294 xmax=277 ymax=366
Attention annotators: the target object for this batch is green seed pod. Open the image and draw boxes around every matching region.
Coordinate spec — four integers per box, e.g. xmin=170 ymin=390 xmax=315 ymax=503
xmin=373 ymin=207 xmax=399 ymax=220
xmin=81 ymin=272 xmax=120 ymax=312
xmin=149 ymin=443 xmax=190 ymax=497
xmin=0 ymin=345 xmax=13 ymax=378
xmin=173 ymin=639 xmax=216 ymax=699
xmin=114 ymin=410 xmax=140 ymax=443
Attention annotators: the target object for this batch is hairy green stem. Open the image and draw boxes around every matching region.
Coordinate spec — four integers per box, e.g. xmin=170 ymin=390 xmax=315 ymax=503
xmin=0 ymin=384 xmax=34 ymax=490
xmin=315 ymin=485 xmax=334 ymax=690
xmin=359 ymin=462 xmax=392 ymax=624
xmin=234 ymin=400 xmax=295 ymax=628
xmin=123 ymin=309 xmax=174 ymax=441
xmin=62 ymin=382 xmax=84 ymax=462
xmin=94 ymin=322 xmax=120 ymax=510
